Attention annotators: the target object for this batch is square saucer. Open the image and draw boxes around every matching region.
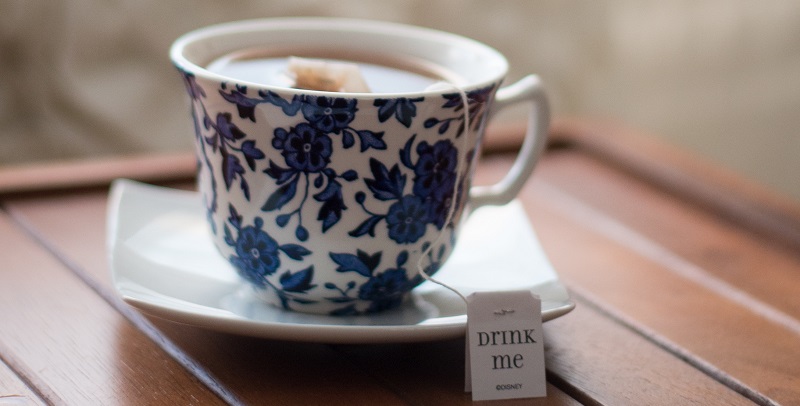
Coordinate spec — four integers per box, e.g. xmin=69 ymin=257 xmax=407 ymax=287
xmin=107 ymin=179 xmax=574 ymax=343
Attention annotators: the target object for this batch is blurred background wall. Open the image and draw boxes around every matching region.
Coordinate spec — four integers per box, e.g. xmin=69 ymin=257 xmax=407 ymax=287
xmin=1 ymin=0 xmax=798 ymax=200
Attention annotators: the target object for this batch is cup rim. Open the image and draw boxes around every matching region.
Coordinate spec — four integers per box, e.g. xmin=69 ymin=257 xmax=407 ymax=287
xmin=170 ymin=17 xmax=509 ymax=98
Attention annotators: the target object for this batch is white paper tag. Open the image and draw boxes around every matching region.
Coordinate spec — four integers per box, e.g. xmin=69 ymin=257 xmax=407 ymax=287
xmin=465 ymin=290 xmax=546 ymax=401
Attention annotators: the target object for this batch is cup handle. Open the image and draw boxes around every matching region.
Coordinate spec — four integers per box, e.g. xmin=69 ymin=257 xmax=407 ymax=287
xmin=469 ymin=74 xmax=550 ymax=209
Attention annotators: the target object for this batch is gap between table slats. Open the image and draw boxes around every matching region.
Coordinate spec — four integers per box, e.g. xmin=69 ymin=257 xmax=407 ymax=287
xmin=534 ymin=182 xmax=784 ymax=406
xmin=0 ymin=340 xmax=53 ymax=405
xmin=3 ymin=207 xmax=245 ymax=406
xmin=548 ymin=118 xmax=800 ymax=254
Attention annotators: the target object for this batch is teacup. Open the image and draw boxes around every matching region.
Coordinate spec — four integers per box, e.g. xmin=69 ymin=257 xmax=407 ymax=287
xmin=170 ymin=18 xmax=549 ymax=315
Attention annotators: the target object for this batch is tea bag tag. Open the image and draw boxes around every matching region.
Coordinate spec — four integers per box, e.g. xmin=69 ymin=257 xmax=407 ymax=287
xmin=465 ymin=290 xmax=546 ymax=401
xmin=287 ymin=56 xmax=371 ymax=93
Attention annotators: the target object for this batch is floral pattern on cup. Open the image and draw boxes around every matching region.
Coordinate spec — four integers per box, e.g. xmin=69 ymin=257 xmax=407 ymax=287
xmin=219 ymin=84 xmax=386 ymax=239
xmin=324 ymin=245 xmax=445 ymax=315
xmin=348 ymin=136 xmax=462 ymax=243
xmin=424 ymin=85 xmax=496 ymax=137
xmin=224 ymin=205 xmax=317 ymax=309
xmin=179 ymin=68 xmax=498 ymax=314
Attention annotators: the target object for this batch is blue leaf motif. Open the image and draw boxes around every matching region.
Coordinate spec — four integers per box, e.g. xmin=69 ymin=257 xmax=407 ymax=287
xmin=357 ymin=130 xmax=386 ymax=152
xmin=240 ymin=180 xmax=251 ymax=201
xmin=348 ymin=214 xmax=384 ymax=238
xmin=342 ymin=130 xmax=355 ymax=149
xmin=318 ymin=211 xmax=339 ymax=232
xmin=203 ymin=114 xmax=214 ymax=130
xmin=365 ymin=158 xmax=405 ymax=201
xmin=330 ymin=253 xmax=370 ymax=276
xmin=395 ymin=98 xmax=422 ymax=128
xmin=316 ymin=192 xmax=346 ymax=232
xmin=223 ymin=224 xmax=235 ymax=246
xmin=396 ymin=251 xmax=409 ymax=267
xmin=296 ymin=225 xmax=309 ymax=241
xmin=357 ymin=250 xmax=383 ymax=272
xmin=219 ymin=88 xmax=259 ymax=122
xmin=221 ymin=150 xmax=245 ymax=190
xmin=442 ymin=93 xmax=463 ymax=109
xmin=438 ymin=120 xmax=451 ymax=134
xmin=227 ymin=204 xmax=242 ymax=229
xmin=329 ymin=251 xmax=380 ymax=277
xmin=241 ymin=140 xmax=265 ymax=170
xmin=215 ymin=112 xmax=246 ymax=141
xmin=180 ymin=71 xmax=206 ymax=101
xmin=340 ymin=170 xmax=358 ymax=181
xmin=279 ymin=244 xmax=312 ymax=260
xmin=261 ymin=178 xmax=297 ymax=211
xmin=258 ymin=91 xmax=303 ymax=115
xmin=374 ymin=99 xmax=395 ymax=123
xmin=275 ymin=214 xmax=291 ymax=227
xmin=399 ymin=134 xmax=417 ymax=169
xmin=264 ymin=160 xmax=296 ymax=184
xmin=204 ymin=134 xmax=218 ymax=151
xmin=279 ymin=266 xmax=316 ymax=293
xmin=312 ymin=175 xmax=347 ymax=232
xmin=313 ymin=178 xmax=341 ymax=201
xmin=373 ymin=98 xmax=422 ymax=128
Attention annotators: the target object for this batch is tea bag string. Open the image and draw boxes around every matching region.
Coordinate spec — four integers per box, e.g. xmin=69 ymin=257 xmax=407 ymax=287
xmin=414 ymin=82 xmax=472 ymax=306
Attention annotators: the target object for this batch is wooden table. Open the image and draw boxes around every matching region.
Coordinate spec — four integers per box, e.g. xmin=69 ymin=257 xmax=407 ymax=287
xmin=1 ymin=118 xmax=798 ymax=405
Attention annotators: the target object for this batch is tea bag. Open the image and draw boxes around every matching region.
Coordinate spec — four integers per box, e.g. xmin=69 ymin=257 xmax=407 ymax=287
xmin=286 ymin=56 xmax=371 ymax=93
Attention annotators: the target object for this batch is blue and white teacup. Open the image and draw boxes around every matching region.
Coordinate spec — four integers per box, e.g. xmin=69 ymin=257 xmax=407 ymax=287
xmin=170 ymin=18 xmax=549 ymax=315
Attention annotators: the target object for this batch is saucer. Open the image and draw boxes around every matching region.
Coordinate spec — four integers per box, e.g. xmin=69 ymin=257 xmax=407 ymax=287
xmin=107 ymin=179 xmax=574 ymax=343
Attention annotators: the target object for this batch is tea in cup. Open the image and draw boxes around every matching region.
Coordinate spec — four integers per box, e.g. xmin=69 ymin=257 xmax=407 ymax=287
xmin=170 ymin=18 xmax=549 ymax=315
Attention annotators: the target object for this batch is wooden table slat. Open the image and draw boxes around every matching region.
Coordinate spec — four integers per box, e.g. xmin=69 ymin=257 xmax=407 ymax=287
xmin=3 ymin=192 xmax=415 ymax=405
xmin=522 ymin=154 xmax=800 ymax=404
xmin=543 ymin=299 xmax=755 ymax=405
xmin=0 ymin=211 xmax=228 ymax=405
xmin=4 ymin=176 xmax=769 ymax=405
xmin=332 ymin=341 xmax=580 ymax=406
xmin=336 ymin=300 xmax=754 ymax=405
xmin=3 ymin=117 xmax=799 ymax=404
xmin=549 ymin=118 xmax=800 ymax=253
xmin=0 ymin=354 xmax=46 ymax=405
xmin=538 ymin=151 xmax=800 ymax=319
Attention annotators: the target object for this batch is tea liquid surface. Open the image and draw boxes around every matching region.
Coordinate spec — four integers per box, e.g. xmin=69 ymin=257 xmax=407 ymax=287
xmin=207 ymin=51 xmax=447 ymax=93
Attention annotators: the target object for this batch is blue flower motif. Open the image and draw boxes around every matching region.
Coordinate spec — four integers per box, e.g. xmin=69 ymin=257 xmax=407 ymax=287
xmin=224 ymin=210 xmax=314 ymax=309
xmin=274 ymin=123 xmax=332 ymax=173
xmin=425 ymin=195 xmax=453 ymax=230
xmin=229 ymin=219 xmax=281 ymax=287
xmin=358 ymin=269 xmax=409 ymax=313
xmin=413 ymin=140 xmax=458 ymax=201
xmin=301 ymin=96 xmax=357 ymax=134
xmin=351 ymin=138 xmax=461 ymax=240
xmin=386 ymin=195 xmax=429 ymax=244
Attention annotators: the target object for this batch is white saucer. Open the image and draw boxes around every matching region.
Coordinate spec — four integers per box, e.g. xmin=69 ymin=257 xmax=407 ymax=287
xmin=107 ymin=179 xmax=574 ymax=343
